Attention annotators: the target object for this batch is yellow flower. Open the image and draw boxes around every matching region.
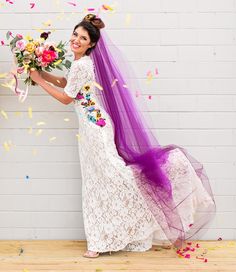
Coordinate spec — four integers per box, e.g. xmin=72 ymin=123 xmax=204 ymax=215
xmin=25 ymin=42 xmax=35 ymax=53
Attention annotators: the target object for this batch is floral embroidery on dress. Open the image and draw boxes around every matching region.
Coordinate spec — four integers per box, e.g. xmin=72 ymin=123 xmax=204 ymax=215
xmin=75 ymin=83 xmax=106 ymax=127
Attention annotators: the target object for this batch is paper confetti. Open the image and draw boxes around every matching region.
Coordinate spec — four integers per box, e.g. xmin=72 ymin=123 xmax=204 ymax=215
xmin=64 ymin=118 xmax=70 ymax=122
xmin=102 ymin=4 xmax=113 ymax=11
xmin=28 ymin=127 xmax=33 ymax=134
xmin=35 ymin=129 xmax=43 ymax=136
xmin=1 ymin=110 xmax=8 ymax=119
xmin=125 ymin=14 xmax=132 ymax=26
xmin=30 ymin=2 xmax=35 ymax=9
xmin=93 ymin=81 xmax=103 ymax=91
xmin=111 ymin=78 xmax=118 ymax=87
xmin=68 ymin=1 xmax=76 ymax=6
xmin=6 ymin=0 xmax=14 ymax=4
xmin=28 ymin=107 xmax=33 ymax=119
xmin=36 ymin=121 xmax=46 ymax=126
xmin=49 ymin=137 xmax=57 ymax=142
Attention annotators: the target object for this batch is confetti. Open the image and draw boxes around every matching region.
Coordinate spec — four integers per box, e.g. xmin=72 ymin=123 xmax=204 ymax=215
xmin=28 ymin=127 xmax=33 ymax=134
xmin=68 ymin=1 xmax=76 ymax=6
xmin=28 ymin=107 xmax=33 ymax=119
xmin=123 ymin=84 xmax=128 ymax=88
xmin=155 ymin=67 xmax=159 ymax=75
xmin=35 ymin=129 xmax=43 ymax=136
xmin=93 ymin=81 xmax=103 ymax=90
xmin=76 ymin=133 xmax=80 ymax=141
xmin=125 ymin=14 xmax=132 ymax=26
xmin=87 ymin=8 xmax=95 ymax=11
xmin=36 ymin=121 xmax=46 ymax=126
xmin=148 ymin=95 xmax=152 ymax=99
xmin=6 ymin=0 xmax=14 ymax=4
xmin=1 ymin=110 xmax=8 ymax=119
xmin=29 ymin=2 xmax=35 ymax=9
xmin=0 ymin=40 xmax=5 ymax=46
xmin=102 ymin=4 xmax=113 ymax=11
xmin=32 ymin=148 xmax=37 ymax=156
xmin=43 ymin=20 xmax=52 ymax=27
xmin=49 ymin=136 xmax=57 ymax=142
xmin=111 ymin=78 xmax=118 ymax=87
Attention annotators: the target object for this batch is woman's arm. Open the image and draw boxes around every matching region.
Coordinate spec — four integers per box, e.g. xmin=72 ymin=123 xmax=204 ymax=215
xmin=30 ymin=70 xmax=74 ymax=105
xmin=40 ymin=70 xmax=67 ymax=88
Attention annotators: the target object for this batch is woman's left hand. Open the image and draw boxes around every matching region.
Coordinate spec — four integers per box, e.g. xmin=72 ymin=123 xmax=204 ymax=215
xmin=29 ymin=69 xmax=43 ymax=84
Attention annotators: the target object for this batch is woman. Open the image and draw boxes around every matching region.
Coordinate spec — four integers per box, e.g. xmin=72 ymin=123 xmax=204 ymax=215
xmin=30 ymin=14 xmax=216 ymax=258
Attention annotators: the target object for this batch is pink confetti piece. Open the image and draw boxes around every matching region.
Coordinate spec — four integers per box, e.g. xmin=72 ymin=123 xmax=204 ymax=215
xmin=68 ymin=1 xmax=76 ymax=6
xmin=155 ymin=68 xmax=158 ymax=75
xmin=0 ymin=40 xmax=5 ymax=46
xmin=87 ymin=8 xmax=95 ymax=11
xmin=189 ymin=223 xmax=193 ymax=227
xmin=196 ymin=243 xmax=200 ymax=248
xmin=148 ymin=95 xmax=152 ymax=99
xmin=184 ymin=254 xmax=191 ymax=258
xmin=204 ymin=258 xmax=208 ymax=262
xmin=30 ymin=2 xmax=35 ymax=9
xmin=6 ymin=0 xmax=14 ymax=4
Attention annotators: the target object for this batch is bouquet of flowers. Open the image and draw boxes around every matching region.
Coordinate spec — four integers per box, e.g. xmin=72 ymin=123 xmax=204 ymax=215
xmin=6 ymin=31 xmax=71 ymax=86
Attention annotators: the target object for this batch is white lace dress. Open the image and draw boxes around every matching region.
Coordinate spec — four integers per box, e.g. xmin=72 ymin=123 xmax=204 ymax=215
xmin=64 ymin=55 xmax=214 ymax=252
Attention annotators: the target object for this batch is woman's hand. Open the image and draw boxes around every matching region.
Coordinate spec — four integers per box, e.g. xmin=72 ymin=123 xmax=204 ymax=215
xmin=29 ymin=69 xmax=44 ymax=84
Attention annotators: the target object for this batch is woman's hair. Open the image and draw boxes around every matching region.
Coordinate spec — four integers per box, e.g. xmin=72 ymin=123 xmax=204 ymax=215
xmin=73 ymin=14 xmax=105 ymax=56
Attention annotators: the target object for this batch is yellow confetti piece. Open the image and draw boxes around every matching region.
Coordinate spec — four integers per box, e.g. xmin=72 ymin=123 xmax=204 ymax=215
xmin=43 ymin=20 xmax=52 ymax=27
xmin=1 ymin=110 xmax=8 ymax=119
xmin=0 ymin=73 xmax=7 ymax=78
xmin=111 ymin=79 xmax=118 ymax=87
xmin=93 ymin=81 xmax=103 ymax=91
xmin=49 ymin=137 xmax=57 ymax=142
xmin=28 ymin=127 xmax=33 ymax=134
xmin=15 ymin=112 xmax=22 ymax=117
xmin=3 ymin=140 xmax=14 ymax=151
xmin=23 ymin=269 xmax=30 ymax=272
xmin=76 ymin=134 xmax=80 ymax=141
xmin=35 ymin=129 xmax=43 ymax=136
xmin=125 ymin=14 xmax=132 ymax=26
xmin=64 ymin=118 xmax=70 ymax=122
xmin=36 ymin=121 xmax=46 ymax=126
xmin=32 ymin=148 xmax=37 ymax=156
xmin=28 ymin=107 xmax=33 ymax=119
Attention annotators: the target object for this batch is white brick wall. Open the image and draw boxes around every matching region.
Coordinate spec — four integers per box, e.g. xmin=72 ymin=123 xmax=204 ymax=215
xmin=0 ymin=0 xmax=235 ymax=240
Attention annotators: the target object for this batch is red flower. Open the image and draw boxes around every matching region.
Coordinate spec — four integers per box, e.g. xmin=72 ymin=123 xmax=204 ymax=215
xmin=41 ymin=50 xmax=57 ymax=63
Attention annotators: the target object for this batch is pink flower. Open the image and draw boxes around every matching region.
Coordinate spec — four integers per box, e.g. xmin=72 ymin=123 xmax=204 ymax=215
xmin=15 ymin=39 xmax=27 ymax=51
xmin=17 ymin=66 xmax=25 ymax=74
xmin=35 ymin=46 xmax=44 ymax=57
xmin=41 ymin=50 xmax=57 ymax=63
xmin=16 ymin=34 xmax=23 ymax=39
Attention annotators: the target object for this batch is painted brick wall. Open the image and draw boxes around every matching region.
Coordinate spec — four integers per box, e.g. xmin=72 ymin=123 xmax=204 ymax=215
xmin=0 ymin=0 xmax=235 ymax=240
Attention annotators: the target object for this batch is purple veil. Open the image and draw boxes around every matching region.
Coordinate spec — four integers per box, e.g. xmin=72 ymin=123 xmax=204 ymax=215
xmin=90 ymin=30 xmax=216 ymax=248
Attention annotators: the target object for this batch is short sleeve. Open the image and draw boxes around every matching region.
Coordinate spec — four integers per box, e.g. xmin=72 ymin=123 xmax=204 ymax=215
xmin=64 ymin=61 xmax=92 ymax=98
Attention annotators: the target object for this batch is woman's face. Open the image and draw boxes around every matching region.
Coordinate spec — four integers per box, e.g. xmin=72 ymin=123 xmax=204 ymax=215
xmin=70 ymin=26 xmax=94 ymax=58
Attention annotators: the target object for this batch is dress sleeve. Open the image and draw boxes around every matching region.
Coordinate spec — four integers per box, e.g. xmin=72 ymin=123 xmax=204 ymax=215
xmin=64 ymin=61 xmax=91 ymax=98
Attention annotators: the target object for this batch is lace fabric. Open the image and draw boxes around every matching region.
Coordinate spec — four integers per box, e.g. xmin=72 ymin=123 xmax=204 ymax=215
xmin=64 ymin=56 xmax=214 ymax=252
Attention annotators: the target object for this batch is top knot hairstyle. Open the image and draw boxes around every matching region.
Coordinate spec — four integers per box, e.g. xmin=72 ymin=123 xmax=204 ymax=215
xmin=73 ymin=14 xmax=105 ymax=56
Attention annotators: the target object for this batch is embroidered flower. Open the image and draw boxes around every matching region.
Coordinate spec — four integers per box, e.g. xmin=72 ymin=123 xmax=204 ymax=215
xmin=75 ymin=84 xmax=106 ymax=127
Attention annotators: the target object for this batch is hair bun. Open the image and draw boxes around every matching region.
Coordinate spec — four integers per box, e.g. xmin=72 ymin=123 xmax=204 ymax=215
xmin=83 ymin=14 xmax=105 ymax=30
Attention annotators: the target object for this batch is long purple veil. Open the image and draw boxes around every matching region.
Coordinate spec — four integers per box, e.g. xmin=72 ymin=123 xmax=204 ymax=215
xmin=90 ymin=30 xmax=216 ymax=248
